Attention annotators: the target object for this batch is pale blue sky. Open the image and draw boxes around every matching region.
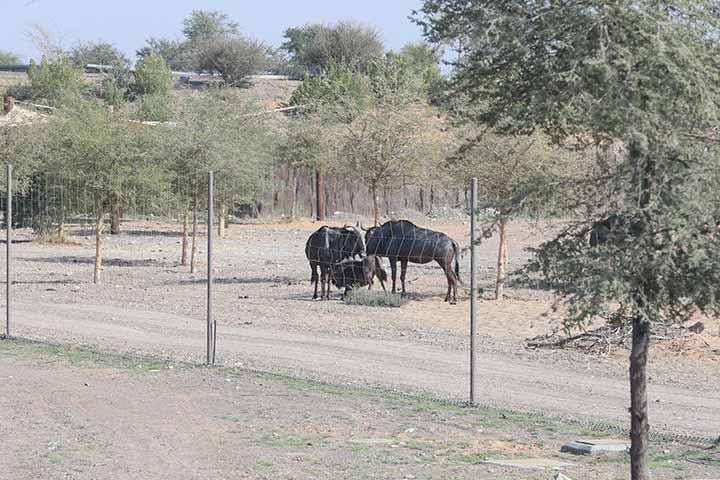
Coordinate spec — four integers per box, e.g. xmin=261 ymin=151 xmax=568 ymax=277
xmin=2 ymin=0 xmax=426 ymax=62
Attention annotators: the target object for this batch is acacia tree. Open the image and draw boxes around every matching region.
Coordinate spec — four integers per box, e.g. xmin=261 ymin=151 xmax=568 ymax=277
xmin=289 ymin=63 xmax=372 ymax=220
xmin=341 ymin=104 xmax=434 ymax=225
xmin=448 ymin=129 xmax=585 ymax=299
xmin=0 ymin=50 xmax=21 ymax=64
xmin=68 ymin=41 xmax=129 ymax=68
xmin=43 ymin=98 xmax=167 ymax=283
xmin=281 ymin=21 xmax=385 ymax=74
xmin=276 ymin=116 xmax=326 ymax=220
xmin=165 ymin=90 xmax=274 ymax=269
xmin=26 ymin=54 xmax=85 ymax=106
xmin=418 ymin=2 xmax=720 ymax=478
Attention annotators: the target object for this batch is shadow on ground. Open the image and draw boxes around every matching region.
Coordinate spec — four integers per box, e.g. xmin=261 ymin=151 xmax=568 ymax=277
xmin=20 ymin=256 xmax=171 ymax=268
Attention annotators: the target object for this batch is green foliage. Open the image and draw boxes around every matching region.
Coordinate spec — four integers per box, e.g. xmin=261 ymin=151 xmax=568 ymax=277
xmin=448 ymin=128 xmax=586 ymax=218
xmin=193 ymin=36 xmax=269 ymax=85
xmin=26 ymin=55 xmax=85 ymax=106
xmin=68 ymin=41 xmax=129 ymax=69
xmin=137 ymin=10 xmax=267 ymax=85
xmin=0 ymin=122 xmax=47 ymax=195
xmin=163 ymin=89 xmax=276 ymax=211
xmin=343 ymin=289 xmax=407 ymax=308
xmin=41 ymin=97 xmax=169 ymax=217
xmin=182 ymin=9 xmax=239 ymax=42
xmin=132 ymin=53 xmax=172 ymax=97
xmin=0 ymin=50 xmax=21 ymax=64
xmin=289 ymin=64 xmax=371 ymax=120
xmin=137 ymin=38 xmax=194 ymax=72
xmin=137 ymin=93 xmax=173 ymax=122
xmin=386 ymin=42 xmax=444 ymax=100
xmin=418 ymin=0 xmax=720 ymax=329
xmin=417 ymin=1 xmax=720 ymax=142
xmin=281 ymin=21 xmax=385 ymax=74
xmin=3 ymin=84 xmax=33 ymax=102
xmin=100 ymin=76 xmax=128 ymax=108
xmin=276 ymin=117 xmax=326 ymax=171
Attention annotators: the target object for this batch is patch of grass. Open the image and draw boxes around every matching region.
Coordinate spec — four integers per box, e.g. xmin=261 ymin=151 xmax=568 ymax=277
xmin=256 ymin=460 xmax=273 ymax=467
xmin=35 ymin=233 xmax=83 ymax=245
xmin=1 ymin=337 xmax=179 ymax=372
xmin=343 ymin=289 xmax=407 ymax=308
xmin=259 ymin=434 xmax=327 ymax=448
xmin=46 ymin=452 xmax=65 ymax=465
xmin=221 ymin=414 xmax=246 ymax=423
xmin=403 ymin=439 xmax=441 ymax=451
xmin=457 ymin=451 xmax=501 ymax=463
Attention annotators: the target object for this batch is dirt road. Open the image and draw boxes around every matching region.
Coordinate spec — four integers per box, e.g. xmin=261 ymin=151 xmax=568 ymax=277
xmin=12 ymin=301 xmax=719 ymax=439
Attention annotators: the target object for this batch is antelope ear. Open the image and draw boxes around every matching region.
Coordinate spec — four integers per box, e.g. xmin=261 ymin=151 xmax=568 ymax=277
xmin=359 ymin=222 xmax=368 ymax=232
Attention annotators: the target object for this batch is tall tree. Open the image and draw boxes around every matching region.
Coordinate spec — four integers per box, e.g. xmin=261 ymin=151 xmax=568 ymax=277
xmin=448 ymin=128 xmax=585 ymax=299
xmin=417 ymin=2 xmax=720 ymax=478
xmin=288 ymin=64 xmax=372 ymax=220
xmin=387 ymin=42 xmax=444 ymax=99
xmin=132 ymin=53 xmax=173 ymax=97
xmin=0 ymin=50 xmax=21 ymax=64
xmin=163 ymin=89 xmax=275 ymax=270
xmin=182 ymin=10 xmax=239 ymax=42
xmin=137 ymin=38 xmax=194 ymax=72
xmin=281 ymin=21 xmax=385 ymax=74
xmin=68 ymin=41 xmax=129 ymax=68
xmin=193 ymin=36 xmax=269 ymax=84
xmin=26 ymin=54 xmax=85 ymax=106
xmin=42 ymin=98 xmax=168 ymax=282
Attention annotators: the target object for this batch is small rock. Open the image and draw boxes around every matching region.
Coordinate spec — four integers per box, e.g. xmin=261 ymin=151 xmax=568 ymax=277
xmin=688 ymin=321 xmax=705 ymax=334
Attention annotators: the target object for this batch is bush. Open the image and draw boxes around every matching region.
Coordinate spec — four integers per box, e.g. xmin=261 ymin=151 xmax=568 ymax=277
xmin=343 ymin=289 xmax=407 ymax=308
xmin=194 ymin=36 xmax=269 ymax=86
xmin=132 ymin=53 xmax=173 ymax=97
xmin=4 ymin=84 xmax=33 ymax=101
xmin=138 ymin=93 xmax=173 ymax=122
xmin=27 ymin=55 xmax=85 ymax=105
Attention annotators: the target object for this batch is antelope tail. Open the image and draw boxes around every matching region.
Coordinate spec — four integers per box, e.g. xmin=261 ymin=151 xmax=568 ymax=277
xmin=453 ymin=241 xmax=463 ymax=284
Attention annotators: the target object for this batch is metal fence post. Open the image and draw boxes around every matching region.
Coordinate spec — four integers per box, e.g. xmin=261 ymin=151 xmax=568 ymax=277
xmin=207 ymin=171 xmax=215 ymax=365
xmin=5 ymin=164 xmax=11 ymax=337
xmin=470 ymin=177 xmax=478 ymax=404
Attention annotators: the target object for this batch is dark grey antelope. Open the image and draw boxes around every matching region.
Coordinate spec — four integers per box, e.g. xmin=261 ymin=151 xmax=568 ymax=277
xmin=330 ymin=255 xmax=388 ymax=298
xmin=305 ymin=225 xmax=365 ymax=300
xmin=363 ymin=220 xmax=461 ymax=304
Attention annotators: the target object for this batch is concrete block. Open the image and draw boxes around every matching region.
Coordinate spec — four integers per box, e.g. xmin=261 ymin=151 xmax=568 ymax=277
xmin=480 ymin=457 xmax=575 ymax=470
xmin=561 ymin=438 xmax=629 ymax=455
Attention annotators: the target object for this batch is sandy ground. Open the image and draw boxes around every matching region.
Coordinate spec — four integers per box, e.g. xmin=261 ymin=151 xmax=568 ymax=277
xmin=1 ymin=218 xmax=719 ymax=439
xmin=2 ymin=340 xmax=718 ymax=480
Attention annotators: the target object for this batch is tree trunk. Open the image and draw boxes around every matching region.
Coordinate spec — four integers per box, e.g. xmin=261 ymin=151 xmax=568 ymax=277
xmin=181 ymin=206 xmax=189 ymax=266
xmin=290 ymin=169 xmax=299 ymax=220
xmin=430 ymin=185 xmax=435 ymax=213
xmin=630 ymin=314 xmax=651 ymax=480
xmin=402 ymin=178 xmax=408 ymax=208
xmin=371 ymin=184 xmax=380 ymax=226
xmin=190 ymin=194 xmax=199 ymax=274
xmin=308 ymin=173 xmax=315 ymax=218
xmin=628 ymin=142 xmax=653 ymax=480
xmin=383 ymin=186 xmax=390 ymax=217
xmin=110 ymin=204 xmax=122 ymax=234
xmin=495 ymin=218 xmax=508 ymax=300
xmin=315 ymin=170 xmax=324 ymax=221
xmin=218 ymin=203 xmax=226 ymax=238
xmin=419 ymin=188 xmax=425 ymax=212
xmin=93 ymin=211 xmax=104 ymax=284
